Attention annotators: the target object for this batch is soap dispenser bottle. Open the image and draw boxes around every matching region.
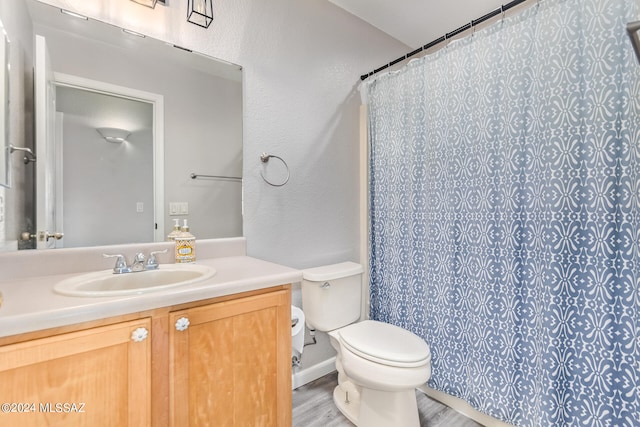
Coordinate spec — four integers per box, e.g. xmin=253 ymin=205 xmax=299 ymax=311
xmin=175 ymin=219 xmax=196 ymax=263
xmin=167 ymin=219 xmax=181 ymax=242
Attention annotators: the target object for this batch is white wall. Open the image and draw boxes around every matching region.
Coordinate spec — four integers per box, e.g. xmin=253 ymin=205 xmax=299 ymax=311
xmin=37 ymin=0 xmax=407 ymax=380
xmin=36 ymin=0 xmax=406 ymax=263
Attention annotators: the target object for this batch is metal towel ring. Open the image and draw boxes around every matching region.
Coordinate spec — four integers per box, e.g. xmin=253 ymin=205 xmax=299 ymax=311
xmin=260 ymin=153 xmax=290 ymax=187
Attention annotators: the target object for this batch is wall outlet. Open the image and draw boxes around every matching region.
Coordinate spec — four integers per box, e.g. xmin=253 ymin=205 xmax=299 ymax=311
xmin=136 ymin=202 xmax=144 ymax=213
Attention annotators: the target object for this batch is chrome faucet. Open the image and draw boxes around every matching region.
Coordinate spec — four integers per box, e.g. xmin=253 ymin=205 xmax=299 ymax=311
xmin=104 ymin=249 xmax=168 ymax=274
xmin=130 ymin=252 xmax=146 ymax=272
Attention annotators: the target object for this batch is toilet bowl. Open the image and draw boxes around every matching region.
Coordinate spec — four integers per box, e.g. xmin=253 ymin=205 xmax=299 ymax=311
xmin=301 ymin=262 xmax=431 ymax=427
xmin=332 ymin=320 xmax=431 ymax=391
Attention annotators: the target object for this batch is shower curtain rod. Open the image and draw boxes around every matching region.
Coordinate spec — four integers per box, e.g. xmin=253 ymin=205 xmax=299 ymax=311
xmin=360 ymin=0 xmax=528 ymax=81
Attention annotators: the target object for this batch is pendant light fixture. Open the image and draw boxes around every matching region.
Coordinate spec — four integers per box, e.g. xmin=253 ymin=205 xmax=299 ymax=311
xmin=187 ymin=0 xmax=213 ymax=28
xmin=130 ymin=0 xmax=157 ymax=8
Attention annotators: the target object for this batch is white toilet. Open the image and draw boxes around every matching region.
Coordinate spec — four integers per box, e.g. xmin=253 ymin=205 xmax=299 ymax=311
xmin=301 ymin=262 xmax=431 ymax=427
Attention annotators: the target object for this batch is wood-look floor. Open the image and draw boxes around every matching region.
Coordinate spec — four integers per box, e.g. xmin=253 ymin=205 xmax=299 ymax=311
xmin=292 ymin=372 xmax=481 ymax=427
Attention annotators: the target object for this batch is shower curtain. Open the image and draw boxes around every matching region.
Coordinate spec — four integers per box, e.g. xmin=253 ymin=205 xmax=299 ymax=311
xmin=365 ymin=0 xmax=640 ymax=425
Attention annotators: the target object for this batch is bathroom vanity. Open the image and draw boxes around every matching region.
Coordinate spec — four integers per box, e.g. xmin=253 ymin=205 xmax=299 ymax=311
xmin=0 ymin=238 xmax=300 ymax=427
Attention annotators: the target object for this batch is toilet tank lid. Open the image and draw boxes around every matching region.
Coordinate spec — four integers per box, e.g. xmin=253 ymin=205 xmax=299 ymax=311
xmin=302 ymin=262 xmax=363 ymax=282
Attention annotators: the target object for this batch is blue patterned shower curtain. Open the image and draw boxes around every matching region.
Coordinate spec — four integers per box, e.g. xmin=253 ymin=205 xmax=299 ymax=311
xmin=365 ymin=0 xmax=640 ymax=425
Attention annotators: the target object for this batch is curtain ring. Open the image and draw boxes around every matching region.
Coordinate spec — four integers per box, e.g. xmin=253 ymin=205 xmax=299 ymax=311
xmin=260 ymin=153 xmax=290 ymax=187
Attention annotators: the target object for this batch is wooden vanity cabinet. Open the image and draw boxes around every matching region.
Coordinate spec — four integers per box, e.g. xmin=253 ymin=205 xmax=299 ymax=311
xmin=0 ymin=285 xmax=292 ymax=427
xmin=0 ymin=318 xmax=152 ymax=427
xmin=169 ymin=288 xmax=292 ymax=427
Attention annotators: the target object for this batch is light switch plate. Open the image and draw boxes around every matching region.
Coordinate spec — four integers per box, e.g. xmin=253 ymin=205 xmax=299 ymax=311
xmin=169 ymin=202 xmax=189 ymax=216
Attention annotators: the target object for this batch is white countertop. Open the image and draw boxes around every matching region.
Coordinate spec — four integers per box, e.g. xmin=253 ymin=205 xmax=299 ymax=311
xmin=0 ymin=255 xmax=302 ymax=338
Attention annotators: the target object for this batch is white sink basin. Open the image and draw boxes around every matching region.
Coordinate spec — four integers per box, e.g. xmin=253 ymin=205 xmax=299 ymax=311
xmin=54 ymin=264 xmax=216 ymax=297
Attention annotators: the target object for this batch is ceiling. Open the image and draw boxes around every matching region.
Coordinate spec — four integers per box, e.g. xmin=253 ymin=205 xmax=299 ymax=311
xmin=329 ymin=0 xmax=508 ymax=49
xmin=27 ymin=0 xmax=242 ymax=82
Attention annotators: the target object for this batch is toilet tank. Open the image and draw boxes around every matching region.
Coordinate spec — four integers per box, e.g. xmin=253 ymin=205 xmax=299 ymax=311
xmin=301 ymin=262 xmax=364 ymax=332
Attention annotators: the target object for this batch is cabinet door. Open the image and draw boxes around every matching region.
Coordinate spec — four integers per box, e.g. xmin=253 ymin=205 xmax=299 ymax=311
xmin=0 ymin=318 xmax=151 ymax=427
xmin=170 ymin=289 xmax=291 ymax=427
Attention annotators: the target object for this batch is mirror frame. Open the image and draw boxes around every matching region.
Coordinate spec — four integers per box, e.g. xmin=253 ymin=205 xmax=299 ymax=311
xmin=0 ymin=19 xmax=9 ymax=189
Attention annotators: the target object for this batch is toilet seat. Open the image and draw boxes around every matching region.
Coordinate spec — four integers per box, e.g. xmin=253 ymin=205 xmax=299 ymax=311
xmin=338 ymin=320 xmax=430 ymax=368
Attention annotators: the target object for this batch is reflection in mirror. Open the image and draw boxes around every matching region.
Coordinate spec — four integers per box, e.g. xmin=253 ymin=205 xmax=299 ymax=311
xmin=0 ymin=18 xmax=8 ymax=189
xmin=57 ymin=86 xmax=154 ymax=248
xmin=4 ymin=0 xmax=243 ymax=251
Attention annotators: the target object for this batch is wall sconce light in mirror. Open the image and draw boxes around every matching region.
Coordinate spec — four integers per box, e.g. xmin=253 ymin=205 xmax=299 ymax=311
xmin=97 ymin=127 xmax=131 ymax=143
xmin=187 ymin=0 xmax=213 ymax=28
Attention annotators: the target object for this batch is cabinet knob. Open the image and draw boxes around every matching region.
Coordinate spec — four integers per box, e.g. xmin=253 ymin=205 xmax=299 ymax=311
xmin=175 ymin=317 xmax=190 ymax=332
xmin=131 ymin=327 xmax=149 ymax=342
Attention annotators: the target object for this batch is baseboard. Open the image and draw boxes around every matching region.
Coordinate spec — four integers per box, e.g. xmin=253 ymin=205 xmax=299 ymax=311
xmin=418 ymin=385 xmax=515 ymax=427
xmin=292 ymin=357 xmax=337 ymax=390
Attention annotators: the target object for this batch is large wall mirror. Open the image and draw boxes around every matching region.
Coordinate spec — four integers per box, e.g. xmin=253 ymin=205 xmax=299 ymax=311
xmin=10 ymin=0 xmax=243 ymax=250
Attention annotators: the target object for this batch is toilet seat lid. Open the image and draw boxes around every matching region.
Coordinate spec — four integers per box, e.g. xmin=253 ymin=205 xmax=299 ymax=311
xmin=338 ymin=320 xmax=431 ymax=368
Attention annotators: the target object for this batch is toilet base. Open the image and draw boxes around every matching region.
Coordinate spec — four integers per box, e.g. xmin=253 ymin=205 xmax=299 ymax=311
xmin=333 ymin=384 xmax=360 ymax=425
xmin=328 ymin=327 xmax=426 ymax=427
xmin=333 ymin=379 xmax=420 ymax=427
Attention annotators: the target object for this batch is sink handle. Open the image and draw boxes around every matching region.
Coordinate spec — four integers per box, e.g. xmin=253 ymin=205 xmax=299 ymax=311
xmin=146 ymin=249 xmax=169 ymax=270
xmin=103 ymin=253 xmax=129 ymax=274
